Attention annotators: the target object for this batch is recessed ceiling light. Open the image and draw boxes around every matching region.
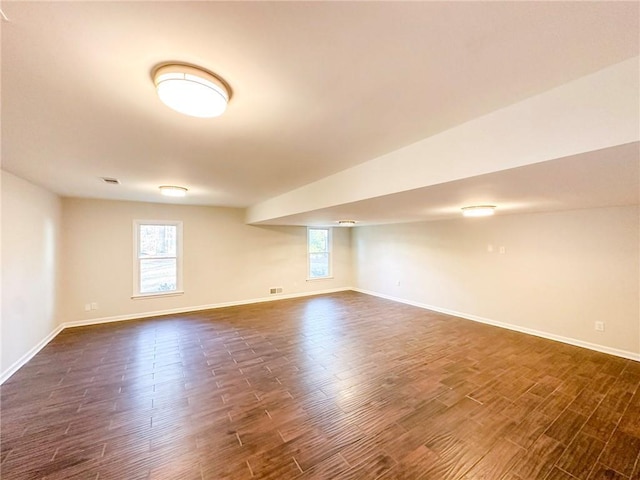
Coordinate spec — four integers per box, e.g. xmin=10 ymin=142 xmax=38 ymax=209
xmin=153 ymin=64 xmax=230 ymax=118
xmin=461 ymin=205 xmax=496 ymax=217
xmin=159 ymin=185 xmax=188 ymax=197
xmin=337 ymin=220 xmax=357 ymax=226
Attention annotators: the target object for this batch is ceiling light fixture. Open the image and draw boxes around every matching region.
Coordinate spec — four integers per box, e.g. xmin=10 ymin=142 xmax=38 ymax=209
xmin=338 ymin=220 xmax=357 ymax=226
xmin=153 ymin=64 xmax=230 ymax=118
xmin=461 ymin=205 xmax=496 ymax=217
xmin=159 ymin=185 xmax=188 ymax=197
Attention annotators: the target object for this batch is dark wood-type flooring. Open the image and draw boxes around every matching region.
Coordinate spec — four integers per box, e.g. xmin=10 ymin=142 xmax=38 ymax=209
xmin=2 ymin=291 xmax=640 ymax=479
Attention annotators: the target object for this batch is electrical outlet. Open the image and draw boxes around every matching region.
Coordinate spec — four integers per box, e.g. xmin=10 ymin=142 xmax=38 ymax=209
xmin=595 ymin=321 xmax=605 ymax=332
xmin=91 ymin=302 xmax=98 ymax=310
xmin=499 ymin=246 xmax=506 ymax=254
xmin=396 ymin=280 xmax=401 ymax=286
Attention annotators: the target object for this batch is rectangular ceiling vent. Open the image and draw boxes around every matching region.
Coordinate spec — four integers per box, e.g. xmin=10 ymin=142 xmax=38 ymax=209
xmin=101 ymin=177 xmax=120 ymax=185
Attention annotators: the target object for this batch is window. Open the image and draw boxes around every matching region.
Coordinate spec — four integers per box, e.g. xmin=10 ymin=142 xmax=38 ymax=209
xmin=308 ymin=227 xmax=331 ymax=279
xmin=133 ymin=220 xmax=183 ymax=297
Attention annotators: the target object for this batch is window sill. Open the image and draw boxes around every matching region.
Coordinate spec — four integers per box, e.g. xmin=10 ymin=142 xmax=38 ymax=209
xmin=132 ymin=290 xmax=184 ymax=300
xmin=306 ymin=276 xmax=334 ymax=282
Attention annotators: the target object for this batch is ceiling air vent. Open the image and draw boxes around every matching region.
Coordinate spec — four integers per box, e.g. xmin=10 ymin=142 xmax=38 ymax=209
xmin=101 ymin=177 xmax=120 ymax=185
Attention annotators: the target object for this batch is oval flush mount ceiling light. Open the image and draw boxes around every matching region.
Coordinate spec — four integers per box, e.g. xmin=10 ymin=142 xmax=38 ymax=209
xmin=159 ymin=185 xmax=188 ymax=197
xmin=338 ymin=220 xmax=357 ymax=226
xmin=153 ymin=64 xmax=230 ymax=118
xmin=461 ymin=205 xmax=496 ymax=217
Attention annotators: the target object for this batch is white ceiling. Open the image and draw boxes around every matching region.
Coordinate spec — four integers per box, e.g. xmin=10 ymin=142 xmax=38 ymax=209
xmin=261 ymin=142 xmax=640 ymax=226
xmin=2 ymin=1 xmax=639 ymax=224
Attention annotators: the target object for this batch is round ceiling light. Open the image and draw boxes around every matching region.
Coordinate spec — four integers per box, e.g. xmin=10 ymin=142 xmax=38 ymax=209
xmin=153 ymin=64 xmax=230 ymax=118
xmin=461 ymin=205 xmax=496 ymax=217
xmin=159 ymin=185 xmax=188 ymax=197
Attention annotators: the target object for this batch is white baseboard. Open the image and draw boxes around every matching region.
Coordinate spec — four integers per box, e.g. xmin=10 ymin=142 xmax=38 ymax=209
xmin=0 ymin=323 xmax=65 ymax=384
xmin=0 ymin=287 xmax=352 ymax=384
xmin=353 ymin=288 xmax=640 ymax=362
xmin=4 ymin=286 xmax=637 ymax=384
xmin=64 ymin=287 xmax=352 ymax=328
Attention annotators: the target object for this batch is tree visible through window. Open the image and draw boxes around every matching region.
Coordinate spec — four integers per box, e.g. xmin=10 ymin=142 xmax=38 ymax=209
xmin=308 ymin=227 xmax=331 ymax=279
xmin=134 ymin=221 xmax=182 ymax=296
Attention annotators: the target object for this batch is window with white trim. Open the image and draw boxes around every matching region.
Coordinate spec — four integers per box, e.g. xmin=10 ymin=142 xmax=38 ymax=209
xmin=133 ymin=220 xmax=183 ymax=297
xmin=307 ymin=227 xmax=332 ymax=279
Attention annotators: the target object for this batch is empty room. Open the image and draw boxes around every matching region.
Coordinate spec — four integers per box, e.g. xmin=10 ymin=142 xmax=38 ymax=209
xmin=1 ymin=1 xmax=639 ymax=479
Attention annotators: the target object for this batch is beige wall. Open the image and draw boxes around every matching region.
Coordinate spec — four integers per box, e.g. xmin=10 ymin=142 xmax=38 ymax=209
xmin=1 ymin=171 xmax=62 ymax=377
xmin=2 ymin=172 xmax=638 ymax=382
xmin=353 ymin=206 xmax=640 ymax=356
xmin=60 ymin=198 xmax=352 ymax=323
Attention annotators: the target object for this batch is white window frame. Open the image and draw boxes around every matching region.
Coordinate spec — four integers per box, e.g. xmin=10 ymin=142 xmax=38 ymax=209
xmin=132 ymin=220 xmax=184 ymax=298
xmin=307 ymin=227 xmax=333 ymax=281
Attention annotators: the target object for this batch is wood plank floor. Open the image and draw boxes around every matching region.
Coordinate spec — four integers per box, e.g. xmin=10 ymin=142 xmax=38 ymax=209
xmin=2 ymin=291 xmax=639 ymax=479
